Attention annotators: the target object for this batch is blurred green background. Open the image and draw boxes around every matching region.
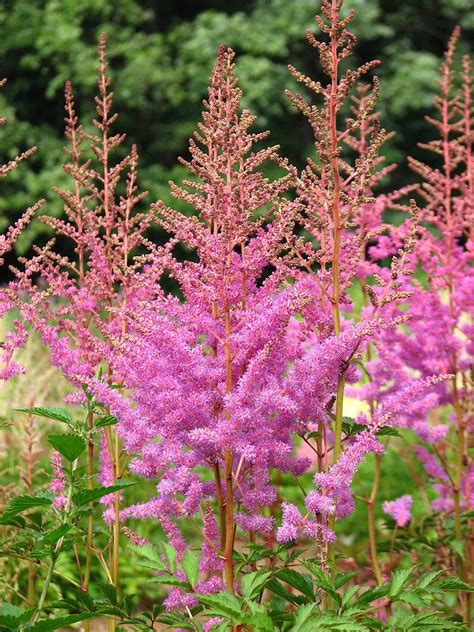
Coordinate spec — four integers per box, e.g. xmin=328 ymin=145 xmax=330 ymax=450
xmin=0 ymin=0 xmax=473 ymax=272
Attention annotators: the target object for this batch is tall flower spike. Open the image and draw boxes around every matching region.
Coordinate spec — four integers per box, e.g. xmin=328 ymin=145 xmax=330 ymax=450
xmin=281 ymin=0 xmax=422 ymax=568
xmin=0 ymin=78 xmax=44 ymax=380
xmin=11 ymin=34 xmax=154 ymax=611
xmin=460 ymin=53 xmax=473 ymax=235
xmin=361 ymin=32 xmax=473 ymax=624
xmin=93 ymin=45 xmax=303 ymax=596
xmin=408 ymin=27 xmax=467 ymax=241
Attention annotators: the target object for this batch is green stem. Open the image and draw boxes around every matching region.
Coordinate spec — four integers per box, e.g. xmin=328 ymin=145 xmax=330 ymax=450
xmin=452 ymin=376 xmax=470 ymax=624
xmin=108 ymin=428 xmax=121 ymax=632
xmin=367 ymin=454 xmax=383 ymax=585
xmin=32 ymin=550 xmax=58 ymax=623
xmin=32 ymin=459 xmax=77 ymax=623
xmin=84 ymin=411 xmax=94 ymax=632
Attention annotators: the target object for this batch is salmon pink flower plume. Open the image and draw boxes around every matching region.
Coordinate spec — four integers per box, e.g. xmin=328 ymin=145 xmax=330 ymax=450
xmin=383 ymin=495 xmax=413 ymax=527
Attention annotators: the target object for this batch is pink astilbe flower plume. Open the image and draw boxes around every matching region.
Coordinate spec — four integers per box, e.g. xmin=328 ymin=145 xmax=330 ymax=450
xmin=357 ymin=29 xmax=473 ymax=615
xmin=0 ymin=78 xmax=44 ymax=380
xmin=382 ymin=495 xmax=413 ymax=528
xmin=266 ymin=0 xmax=428 ymax=570
xmin=10 ymin=33 xmax=157 ymax=595
xmin=12 ymin=33 xmax=155 ymax=387
xmin=95 ymin=45 xmax=303 ymax=594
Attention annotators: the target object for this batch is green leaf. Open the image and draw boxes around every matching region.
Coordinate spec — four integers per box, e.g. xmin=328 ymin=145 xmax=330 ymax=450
xmin=376 ymin=427 xmax=402 ymax=437
xmin=354 ymin=584 xmax=389 ymax=607
xmin=163 ymin=542 xmax=177 ymax=574
xmin=198 ymin=592 xmax=243 ymax=619
xmin=451 ymin=540 xmax=466 ymax=561
xmin=16 ymin=407 xmax=72 ymax=425
xmin=48 ymin=433 xmax=86 ymax=462
xmin=134 ymin=544 xmax=166 ymax=571
xmin=0 ymin=605 xmax=35 ymax=627
xmin=182 ymin=549 xmax=200 ymax=588
xmin=241 ymin=611 xmax=275 ymax=631
xmin=417 ymin=570 xmax=446 ymax=589
xmin=437 ymin=578 xmax=474 ymax=592
xmin=334 ymin=571 xmax=358 ymax=590
xmin=98 ymin=583 xmax=119 ymax=607
xmin=30 ymin=613 xmax=96 ymax=632
xmin=148 ymin=574 xmax=189 ymax=588
xmin=276 ymin=568 xmax=314 ymax=600
xmin=95 ymin=415 xmax=118 ymax=429
xmin=42 ymin=523 xmax=72 ymax=545
xmin=0 ymin=494 xmax=52 ymax=523
xmin=72 ymin=481 xmax=135 ymax=507
xmin=296 ymin=615 xmax=369 ymax=631
xmin=397 ymin=590 xmax=428 ymax=608
xmin=306 ymin=431 xmax=322 ymax=439
xmin=302 ymin=562 xmax=339 ymax=600
xmin=291 ymin=604 xmax=316 ymax=631
xmin=341 ymin=585 xmax=360 ymax=610
xmin=266 ymin=578 xmax=308 ymax=605
xmin=389 ymin=568 xmax=413 ymax=597
xmin=390 ymin=611 xmax=465 ymax=630
xmin=241 ymin=570 xmax=272 ymax=600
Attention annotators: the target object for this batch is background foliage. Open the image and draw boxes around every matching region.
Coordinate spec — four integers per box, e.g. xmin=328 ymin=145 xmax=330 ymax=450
xmin=0 ymin=0 xmax=473 ymax=271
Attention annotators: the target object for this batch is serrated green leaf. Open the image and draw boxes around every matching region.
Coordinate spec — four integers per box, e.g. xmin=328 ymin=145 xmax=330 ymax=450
xmin=0 ymin=494 xmax=52 ymax=523
xmin=148 ymin=574 xmax=189 ymax=588
xmin=241 ymin=611 xmax=274 ymax=631
xmin=436 ymin=578 xmax=474 ymax=592
xmin=334 ymin=571 xmax=358 ymax=590
xmin=341 ymin=585 xmax=360 ymax=610
xmin=48 ymin=433 xmax=86 ymax=462
xmin=134 ymin=544 xmax=166 ymax=571
xmin=276 ymin=568 xmax=315 ymax=600
xmin=241 ymin=570 xmax=272 ymax=600
xmin=389 ymin=568 xmax=413 ymax=597
xmin=162 ymin=542 xmax=177 ymax=574
xmin=16 ymin=407 xmax=73 ymax=425
xmin=95 ymin=415 xmax=118 ymax=429
xmin=290 ymin=603 xmax=316 ymax=631
xmin=297 ymin=615 xmax=369 ymax=631
xmin=72 ymin=481 xmax=135 ymax=507
xmin=0 ymin=605 xmax=35 ymax=627
xmin=198 ymin=592 xmax=243 ymax=619
xmin=302 ymin=562 xmax=339 ymax=600
xmin=30 ymin=613 xmax=96 ymax=632
xmin=182 ymin=549 xmax=199 ymax=588
xmin=266 ymin=578 xmax=308 ymax=605
xmin=97 ymin=582 xmax=117 ymax=605
xmin=390 ymin=611 xmax=464 ymax=630
xmin=397 ymin=590 xmax=428 ymax=608
xmin=42 ymin=523 xmax=72 ymax=545
xmin=376 ymin=427 xmax=402 ymax=437
xmin=306 ymin=431 xmax=322 ymax=439
xmin=417 ymin=570 xmax=446 ymax=589
xmin=354 ymin=584 xmax=389 ymax=607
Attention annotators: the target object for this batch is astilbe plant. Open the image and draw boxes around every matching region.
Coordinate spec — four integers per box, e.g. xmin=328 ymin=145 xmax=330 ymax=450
xmin=91 ymin=45 xmax=310 ymax=600
xmin=0 ymin=79 xmax=44 ymax=381
xmin=359 ymin=27 xmax=474 ymax=625
xmin=274 ymin=0 xmax=448 ymax=575
xmin=10 ymin=33 xmax=153 ymax=621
